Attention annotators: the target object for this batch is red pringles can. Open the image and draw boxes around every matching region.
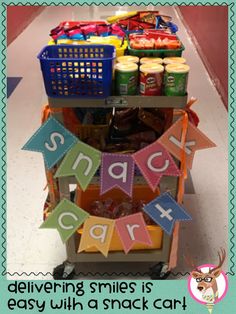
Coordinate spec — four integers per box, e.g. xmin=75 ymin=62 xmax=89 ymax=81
xmin=140 ymin=63 xmax=164 ymax=96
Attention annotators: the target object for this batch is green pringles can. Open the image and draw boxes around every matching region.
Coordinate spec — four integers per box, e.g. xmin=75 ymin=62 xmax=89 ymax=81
xmin=164 ymin=63 xmax=190 ymax=96
xmin=115 ymin=62 xmax=139 ymax=95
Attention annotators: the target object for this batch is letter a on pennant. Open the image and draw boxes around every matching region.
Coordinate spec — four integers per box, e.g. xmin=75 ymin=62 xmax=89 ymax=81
xmin=22 ymin=117 xmax=78 ymax=169
xmin=55 ymin=142 xmax=101 ymax=191
xmin=133 ymin=142 xmax=181 ymax=191
xmin=115 ymin=213 xmax=152 ymax=253
xmin=78 ymin=216 xmax=115 ymax=257
xmin=40 ymin=199 xmax=89 ymax=243
xmin=100 ymin=153 xmax=135 ymax=197
xmin=158 ymin=117 xmax=216 ymax=169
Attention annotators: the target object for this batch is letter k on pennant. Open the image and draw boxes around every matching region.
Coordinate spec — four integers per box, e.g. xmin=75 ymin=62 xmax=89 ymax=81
xmin=158 ymin=117 xmax=216 ymax=169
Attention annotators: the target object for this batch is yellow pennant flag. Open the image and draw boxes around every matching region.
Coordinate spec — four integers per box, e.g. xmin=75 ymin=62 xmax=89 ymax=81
xmin=78 ymin=216 xmax=115 ymax=257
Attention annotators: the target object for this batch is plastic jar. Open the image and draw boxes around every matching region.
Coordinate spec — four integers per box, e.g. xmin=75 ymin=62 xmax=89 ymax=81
xmin=139 ymin=63 xmax=164 ymax=96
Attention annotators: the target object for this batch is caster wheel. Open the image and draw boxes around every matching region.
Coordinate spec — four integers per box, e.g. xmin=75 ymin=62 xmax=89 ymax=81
xmin=53 ymin=262 xmax=75 ymax=280
xmin=149 ymin=262 xmax=170 ymax=280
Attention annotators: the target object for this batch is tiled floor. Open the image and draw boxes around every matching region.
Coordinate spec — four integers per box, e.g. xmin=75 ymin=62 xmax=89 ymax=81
xmin=7 ymin=6 xmax=228 ymax=280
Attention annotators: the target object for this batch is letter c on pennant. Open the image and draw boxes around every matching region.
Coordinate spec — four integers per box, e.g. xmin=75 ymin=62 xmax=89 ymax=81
xmin=147 ymin=152 xmax=169 ymax=172
xmin=58 ymin=212 xmax=78 ymax=230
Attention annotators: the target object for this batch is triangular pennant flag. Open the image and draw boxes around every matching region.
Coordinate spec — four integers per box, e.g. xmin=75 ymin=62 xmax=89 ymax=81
xmin=115 ymin=213 xmax=152 ymax=253
xmin=55 ymin=141 xmax=101 ymax=191
xmin=100 ymin=153 xmax=135 ymax=197
xmin=158 ymin=117 xmax=216 ymax=169
xmin=78 ymin=216 xmax=115 ymax=257
xmin=133 ymin=141 xmax=181 ymax=191
xmin=143 ymin=192 xmax=192 ymax=235
xmin=22 ymin=117 xmax=78 ymax=169
xmin=40 ymin=199 xmax=89 ymax=243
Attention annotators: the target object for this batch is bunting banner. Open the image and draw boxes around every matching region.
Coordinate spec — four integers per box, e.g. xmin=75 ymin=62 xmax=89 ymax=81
xmin=55 ymin=141 xmax=102 ymax=190
xmin=40 ymin=198 xmax=89 ymax=243
xmin=133 ymin=141 xmax=181 ymax=191
xmin=158 ymin=117 xmax=216 ymax=169
xmin=115 ymin=213 xmax=153 ymax=253
xmin=78 ymin=216 xmax=115 ymax=257
xmin=100 ymin=153 xmax=135 ymax=197
xmin=22 ymin=117 xmax=78 ymax=169
xmin=143 ymin=192 xmax=192 ymax=235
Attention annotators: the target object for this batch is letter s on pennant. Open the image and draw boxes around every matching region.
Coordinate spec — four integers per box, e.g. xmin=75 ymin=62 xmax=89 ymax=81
xmin=45 ymin=132 xmax=65 ymax=152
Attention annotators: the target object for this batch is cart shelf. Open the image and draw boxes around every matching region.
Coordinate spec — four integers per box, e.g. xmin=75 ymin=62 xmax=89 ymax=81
xmin=48 ymin=95 xmax=187 ymax=109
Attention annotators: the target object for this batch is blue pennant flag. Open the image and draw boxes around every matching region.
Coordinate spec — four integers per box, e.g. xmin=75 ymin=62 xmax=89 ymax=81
xmin=22 ymin=117 xmax=78 ymax=169
xmin=143 ymin=192 xmax=192 ymax=235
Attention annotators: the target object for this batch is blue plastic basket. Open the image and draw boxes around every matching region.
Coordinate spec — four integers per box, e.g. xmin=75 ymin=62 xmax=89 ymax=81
xmin=37 ymin=44 xmax=116 ymax=98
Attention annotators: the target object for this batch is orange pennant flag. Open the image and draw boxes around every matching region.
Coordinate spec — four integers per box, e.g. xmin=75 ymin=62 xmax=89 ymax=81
xmin=158 ymin=117 xmax=216 ymax=169
xmin=78 ymin=216 xmax=115 ymax=257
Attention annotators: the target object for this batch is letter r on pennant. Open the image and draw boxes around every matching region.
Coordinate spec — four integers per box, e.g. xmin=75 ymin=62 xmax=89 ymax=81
xmin=126 ymin=224 xmax=140 ymax=241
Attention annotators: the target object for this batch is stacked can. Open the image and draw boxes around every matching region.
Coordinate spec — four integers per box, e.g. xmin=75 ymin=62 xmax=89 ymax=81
xmin=114 ymin=55 xmax=189 ymax=96
xmin=164 ymin=63 xmax=189 ymax=96
xmin=140 ymin=63 xmax=164 ymax=96
xmin=115 ymin=56 xmax=139 ymax=96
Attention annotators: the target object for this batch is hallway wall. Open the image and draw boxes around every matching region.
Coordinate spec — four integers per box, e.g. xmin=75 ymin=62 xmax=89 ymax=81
xmin=178 ymin=6 xmax=228 ymax=108
xmin=7 ymin=6 xmax=44 ymax=46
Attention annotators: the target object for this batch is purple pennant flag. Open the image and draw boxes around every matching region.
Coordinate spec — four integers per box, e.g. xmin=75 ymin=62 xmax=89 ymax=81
xmin=100 ymin=153 xmax=135 ymax=197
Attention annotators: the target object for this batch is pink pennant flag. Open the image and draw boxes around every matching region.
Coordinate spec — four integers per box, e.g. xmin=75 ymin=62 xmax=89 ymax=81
xmin=115 ymin=213 xmax=152 ymax=254
xmin=133 ymin=141 xmax=181 ymax=191
xmin=158 ymin=117 xmax=216 ymax=169
xmin=100 ymin=153 xmax=135 ymax=197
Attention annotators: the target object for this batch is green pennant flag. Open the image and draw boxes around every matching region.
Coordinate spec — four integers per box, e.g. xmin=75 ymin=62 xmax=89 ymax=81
xmin=55 ymin=141 xmax=101 ymax=191
xmin=40 ymin=199 xmax=89 ymax=243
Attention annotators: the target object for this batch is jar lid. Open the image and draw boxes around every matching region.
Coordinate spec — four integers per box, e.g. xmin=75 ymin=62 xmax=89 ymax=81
xmin=140 ymin=57 xmax=163 ymax=64
xmin=117 ymin=55 xmax=139 ymax=64
xmin=115 ymin=62 xmax=138 ymax=72
xmin=163 ymin=57 xmax=186 ymax=65
xmin=140 ymin=63 xmax=164 ymax=74
xmin=165 ymin=63 xmax=190 ymax=73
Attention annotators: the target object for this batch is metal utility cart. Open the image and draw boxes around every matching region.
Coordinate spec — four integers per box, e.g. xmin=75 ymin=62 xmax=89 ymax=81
xmin=46 ymin=95 xmax=187 ymax=280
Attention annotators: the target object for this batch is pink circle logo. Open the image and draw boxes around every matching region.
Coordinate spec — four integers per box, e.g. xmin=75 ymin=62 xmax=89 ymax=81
xmin=188 ymin=264 xmax=228 ymax=305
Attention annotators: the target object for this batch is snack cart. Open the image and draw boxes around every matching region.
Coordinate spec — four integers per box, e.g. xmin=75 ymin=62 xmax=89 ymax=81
xmin=33 ymin=12 xmax=194 ymax=280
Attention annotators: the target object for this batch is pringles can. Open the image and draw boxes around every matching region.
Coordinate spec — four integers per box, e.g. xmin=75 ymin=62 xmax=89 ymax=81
xmin=164 ymin=63 xmax=190 ymax=96
xmin=116 ymin=55 xmax=139 ymax=64
xmin=140 ymin=63 xmax=164 ymax=96
xmin=115 ymin=62 xmax=138 ymax=95
xmin=163 ymin=57 xmax=186 ymax=65
xmin=140 ymin=57 xmax=163 ymax=65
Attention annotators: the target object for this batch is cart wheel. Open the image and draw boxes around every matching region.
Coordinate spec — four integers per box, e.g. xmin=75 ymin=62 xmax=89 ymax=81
xmin=53 ymin=262 xmax=75 ymax=280
xmin=149 ymin=262 xmax=170 ymax=280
